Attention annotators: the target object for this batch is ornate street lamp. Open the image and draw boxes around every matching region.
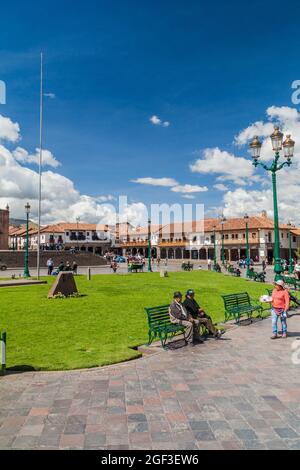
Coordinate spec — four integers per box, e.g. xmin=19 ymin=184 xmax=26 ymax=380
xmin=148 ymin=218 xmax=152 ymax=272
xmin=220 ymin=215 xmax=226 ymax=266
xmin=23 ymin=202 xmax=31 ymax=278
xmin=287 ymin=221 xmax=294 ymax=274
xmin=249 ymin=128 xmax=295 ymax=280
xmin=212 ymin=225 xmax=217 ymax=270
xmin=76 ymin=216 xmax=80 ymax=251
xmin=244 ymin=213 xmax=250 ymax=277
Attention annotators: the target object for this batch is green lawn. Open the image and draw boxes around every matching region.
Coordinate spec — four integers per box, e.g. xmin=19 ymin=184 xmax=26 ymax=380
xmin=0 ymin=271 xmax=271 ymax=371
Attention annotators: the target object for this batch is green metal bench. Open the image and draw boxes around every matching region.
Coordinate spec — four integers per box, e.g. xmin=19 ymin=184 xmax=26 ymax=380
xmin=128 ymin=263 xmax=144 ymax=273
xmin=0 ymin=331 xmax=6 ymax=375
xmin=282 ymin=276 xmax=300 ymax=290
xmin=247 ymin=270 xmax=266 ymax=282
xmin=222 ymin=292 xmax=263 ymax=324
xmin=144 ymin=305 xmax=187 ymax=349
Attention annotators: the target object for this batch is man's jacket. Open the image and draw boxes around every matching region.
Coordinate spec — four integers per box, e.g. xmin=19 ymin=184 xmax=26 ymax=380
xmin=183 ymin=297 xmax=200 ymax=318
xmin=169 ymin=300 xmax=188 ymax=321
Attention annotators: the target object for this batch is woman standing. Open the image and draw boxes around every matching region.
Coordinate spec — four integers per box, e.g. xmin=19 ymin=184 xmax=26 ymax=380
xmin=271 ymin=280 xmax=290 ymax=339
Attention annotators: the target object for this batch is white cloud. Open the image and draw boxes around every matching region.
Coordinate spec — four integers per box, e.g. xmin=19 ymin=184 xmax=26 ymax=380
xmin=267 ymin=105 xmax=300 ymax=123
xmin=234 ymin=121 xmax=274 ymax=147
xmin=149 ymin=115 xmax=170 ymax=127
xmin=213 ymin=183 xmax=228 ymax=191
xmin=182 ymin=194 xmax=195 ymax=199
xmin=13 ymin=147 xmax=61 ymax=168
xmin=216 ymin=105 xmax=300 ymax=221
xmin=190 ymin=147 xmax=254 ymax=185
xmin=0 ymin=114 xmax=20 ymax=142
xmin=0 ymin=115 xmax=147 ymax=226
xmin=171 ymin=184 xmax=208 ymax=193
xmin=131 ymin=177 xmax=178 ymax=187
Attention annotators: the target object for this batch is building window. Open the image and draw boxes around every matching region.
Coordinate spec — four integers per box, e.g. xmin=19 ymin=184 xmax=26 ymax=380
xmin=281 ymin=233 xmax=284 ymax=239
xmin=225 ymin=234 xmax=229 ymax=240
xmin=235 ymin=234 xmax=238 ymax=239
xmin=293 ymin=236 xmax=296 ymax=243
xmin=252 ymin=233 xmax=256 ymax=239
xmin=231 ymin=234 xmax=234 ymax=239
xmin=87 ymin=232 xmax=90 ymax=236
xmin=268 ymin=232 xmax=272 ymax=243
xmin=66 ymin=232 xmax=69 ymax=236
xmin=243 ymin=233 xmax=246 ymax=239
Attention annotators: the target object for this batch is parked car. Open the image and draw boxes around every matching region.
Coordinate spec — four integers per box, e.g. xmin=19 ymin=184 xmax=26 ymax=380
xmin=114 ymin=256 xmax=126 ymax=263
xmin=0 ymin=262 xmax=7 ymax=271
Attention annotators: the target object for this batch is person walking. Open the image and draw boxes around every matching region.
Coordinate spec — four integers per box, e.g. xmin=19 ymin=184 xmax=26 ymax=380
xmin=46 ymin=258 xmax=54 ymax=276
xmin=207 ymin=258 xmax=212 ymax=271
xmin=262 ymin=259 xmax=266 ymax=271
xmin=271 ymin=280 xmax=290 ymax=339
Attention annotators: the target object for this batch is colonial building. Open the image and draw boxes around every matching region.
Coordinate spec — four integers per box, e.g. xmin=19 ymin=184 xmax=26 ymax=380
xmin=118 ymin=212 xmax=299 ymax=263
xmin=9 ymin=223 xmax=114 ymax=255
xmin=0 ymin=206 xmax=9 ymax=250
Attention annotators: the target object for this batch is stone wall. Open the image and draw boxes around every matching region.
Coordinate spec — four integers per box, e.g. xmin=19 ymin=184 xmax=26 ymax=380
xmin=0 ymin=210 xmax=9 ymax=250
xmin=0 ymin=251 xmax=107 ymax=268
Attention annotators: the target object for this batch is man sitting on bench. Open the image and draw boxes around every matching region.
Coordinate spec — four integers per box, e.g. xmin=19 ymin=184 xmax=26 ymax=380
xmin=169 ymin=292 xmax=203 ymax=345
xmin=183 ymin=289 xmax=223 ymax=339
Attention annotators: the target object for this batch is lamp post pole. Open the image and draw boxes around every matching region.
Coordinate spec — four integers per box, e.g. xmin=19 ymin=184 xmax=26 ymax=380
xmin=148 ymin=218 xmax=152 ymax=272
xmin=76 ymin=217 xmax=80 ymax=252
xmin=250 ymin=129 xmax=295 ymax=281
xmin=220 ymin=216 xmax=226 ymax=266
xmin=213 ymin=226 xmax=217 ymax=270
xmin=287 ymin=222 xmax=293 ymax=274
xmin=23 ymin=202 xmax=31 ymax=278
xmin=244 ymin=214 xmax=250 ymax=277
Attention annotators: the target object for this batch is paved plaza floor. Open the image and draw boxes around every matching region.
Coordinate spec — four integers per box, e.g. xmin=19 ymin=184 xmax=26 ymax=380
xmin=1 ymin=313 xmax=300 ymax=450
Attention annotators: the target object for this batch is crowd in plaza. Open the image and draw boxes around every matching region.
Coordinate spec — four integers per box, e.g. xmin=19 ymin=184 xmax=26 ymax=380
xmin=46 ymin=258 xmax=78 ymax=276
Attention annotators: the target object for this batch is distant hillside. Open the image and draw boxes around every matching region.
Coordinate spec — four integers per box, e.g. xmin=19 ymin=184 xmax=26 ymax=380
xmin=10 ymin=218 xmax=38 ymax=228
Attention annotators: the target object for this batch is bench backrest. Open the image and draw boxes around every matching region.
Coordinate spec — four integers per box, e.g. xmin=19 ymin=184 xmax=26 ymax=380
xmin=222 ymin=292 xmax=251 ymax=310
xmin=145 ymin=305 xmax=170 ymax=326
xmin=283 ymin=276 xmax=296 ymax=284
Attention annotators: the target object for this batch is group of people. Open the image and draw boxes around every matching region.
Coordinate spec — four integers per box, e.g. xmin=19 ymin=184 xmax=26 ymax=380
xmin=281 ymin=259 xmax=300 ymax=279
xmin=46 ymin=258 xmax=78 ymax=276
xmin=169 ymin=290 xmax=224 ymax=345
xmin=168 ymin=279 xmax=298 ymax=345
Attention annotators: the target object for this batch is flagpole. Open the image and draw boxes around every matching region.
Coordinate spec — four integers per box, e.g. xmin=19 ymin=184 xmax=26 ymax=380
xmin=37 ymin=52 xmax=43 ymax=279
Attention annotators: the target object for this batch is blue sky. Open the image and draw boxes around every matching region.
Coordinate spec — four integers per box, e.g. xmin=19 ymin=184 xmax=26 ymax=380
xmin=1 ymin=0 xmax=300 ymax=223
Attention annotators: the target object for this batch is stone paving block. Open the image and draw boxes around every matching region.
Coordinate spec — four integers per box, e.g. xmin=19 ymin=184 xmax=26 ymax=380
xmin=0 ymin=435 xmax=14 ymax=449
xmin=18 ymin=424 xmax=44 ymax=437
xmin=234 ymin=428 xmax=258 ymax=441
xmin=265 ymin=439 xmax=289 ymax=450
xmin=193 ymin=430 xmax=216 ymax=441
xmin=151 ymin=432 xmax=173 ymax=442
xmin=274 ymin=427 xmax=299 ymax=439
xmin=284 ymin=439 xmax=300 ymax=450
xmin=84 ymin=432 xmax=106 ymax=447
xmin=12 ymin=436 xmax=39 ymax=449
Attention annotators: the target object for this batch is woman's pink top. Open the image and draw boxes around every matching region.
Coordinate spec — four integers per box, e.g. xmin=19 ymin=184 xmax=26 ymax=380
xmin=272 ymin=289 xmax=289 ymax=311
